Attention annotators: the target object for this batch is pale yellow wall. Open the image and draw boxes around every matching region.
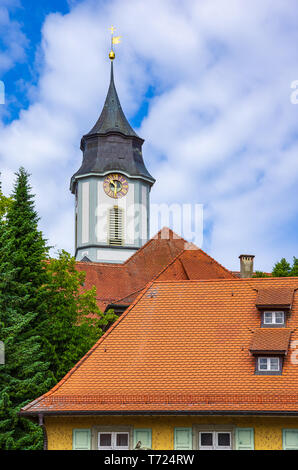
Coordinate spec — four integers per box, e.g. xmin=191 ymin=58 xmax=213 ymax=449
xmin=45 ymin=415 xmax=298 ymax=450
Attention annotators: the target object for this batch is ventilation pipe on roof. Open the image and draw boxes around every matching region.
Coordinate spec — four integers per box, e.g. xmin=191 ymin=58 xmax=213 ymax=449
xmin=239 ymin=254 xmax=255 ymax=278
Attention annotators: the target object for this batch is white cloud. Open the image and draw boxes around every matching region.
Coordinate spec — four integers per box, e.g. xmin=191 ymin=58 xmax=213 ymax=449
xmin=0 ymin=2 xmax=27 ymax=75
xmin=1 ymin=0 xmax=298 ymax=271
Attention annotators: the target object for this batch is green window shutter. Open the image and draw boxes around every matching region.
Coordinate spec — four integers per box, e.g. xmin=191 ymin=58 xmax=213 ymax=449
xmin=134 ymin=429 xmax=152 ymax=449
xmin=283 ymin=430 xmax=298 ymax=450
xmin=73 ymin=429 xmax=91 ymax=450
xmin=235 ymin=428 xmax=254 ymax=450
xmin=174 ymin=428 xmax=192 ymax=450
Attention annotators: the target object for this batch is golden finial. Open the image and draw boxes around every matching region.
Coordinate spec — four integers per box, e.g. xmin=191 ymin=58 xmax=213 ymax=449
xmin=109 ymin=25 xmax=121 ymax=60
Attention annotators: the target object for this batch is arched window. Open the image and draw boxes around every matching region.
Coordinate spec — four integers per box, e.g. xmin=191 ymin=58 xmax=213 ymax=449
xmin=108 ymin=206 xmax=124 ymax=246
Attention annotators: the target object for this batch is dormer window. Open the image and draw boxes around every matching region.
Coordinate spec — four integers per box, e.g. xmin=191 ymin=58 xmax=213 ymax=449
xmin=256 ymin=287 xmax=294 ymax=328
xmin=250 ymin=329 xmax=291 ymax=375
xmin=263 ymin=311 xmax=285 ymax=326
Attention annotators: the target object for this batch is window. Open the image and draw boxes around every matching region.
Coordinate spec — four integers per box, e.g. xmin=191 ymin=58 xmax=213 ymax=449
xmin=199 ymin=431 xmax=231 ymax=450
xmin=257 ymin=357 xmax=280 ymax=372
xmin=98 ymin=432 xmax=129 ymax=450
xmin=108 ymin=206 xmax=124 ymax=246
xmin=263 ymin=311 xmax=285 ymax=325
xmin=73 ymin=429 xmax=91 ymax=450
xmin=283 ymin=430 xmax=298 ymax=450
xmin=174 ymin=428 xmax=192 ymax=450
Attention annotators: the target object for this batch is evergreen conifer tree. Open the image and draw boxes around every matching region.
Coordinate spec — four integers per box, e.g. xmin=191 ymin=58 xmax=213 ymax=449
xmin=272 ymin=258 xmax=291 ymax=277
xmin=0 ymin=169 xmax=118 ymax=448
xmin=0 ymin=169 xmax=54 ymax=449
xmin=290 ymin=257 xmax=298 ymax=276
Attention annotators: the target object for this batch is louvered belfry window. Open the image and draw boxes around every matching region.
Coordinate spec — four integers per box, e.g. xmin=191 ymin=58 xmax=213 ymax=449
xmin=108 ymin=206 xmax=124 ymax=246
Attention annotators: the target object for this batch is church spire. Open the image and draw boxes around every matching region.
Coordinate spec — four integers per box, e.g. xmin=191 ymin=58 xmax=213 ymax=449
xmin=86 ymin=60 xmax=139 ymax=139
xmin=70 ymin=26 xmax=155 ymax=264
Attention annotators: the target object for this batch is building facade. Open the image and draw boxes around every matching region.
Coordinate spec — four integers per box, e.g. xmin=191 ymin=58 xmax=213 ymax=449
xmin=21 ymin=277 xmax=298 ymax=450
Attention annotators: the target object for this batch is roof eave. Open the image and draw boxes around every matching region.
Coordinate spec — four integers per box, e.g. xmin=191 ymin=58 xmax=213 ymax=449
xmin=82 ymin=130 xmax=144 ymax=146
xmin=20 ymin=409 xmax=298 ymax=417
xmin=249 ymin=349 xmax=288 ymax=355
xmin=256 ymin=304 xmax=292 ymax=310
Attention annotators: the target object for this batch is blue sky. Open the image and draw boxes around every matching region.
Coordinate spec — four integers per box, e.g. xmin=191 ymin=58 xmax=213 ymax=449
xmin=1 ymin=0 xmax=298 ymax=271
xmin=1 ymin=0 xmax=70 ymax=121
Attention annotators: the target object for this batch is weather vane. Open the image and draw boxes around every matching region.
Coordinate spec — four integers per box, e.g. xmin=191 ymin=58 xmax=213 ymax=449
xmin=109 ymin=25 xmax=121 ymax=61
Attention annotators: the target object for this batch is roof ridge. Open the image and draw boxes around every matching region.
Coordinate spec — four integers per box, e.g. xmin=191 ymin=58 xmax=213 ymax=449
xmin=112 ymin=246 xmax=187 ymax=304
xmin=22 ymin=281 xmax=156 ymax=411
xmin=148 ymin=247 xmax=237 ymax=282
xmin=150 ymin=277 xmax=298 ymax=284
xmin=123 ymin=227 xmax=189 ymax=265
xmin=147 ymin=247 xmax=186 ymax=280
xmin=76 ymin=261 xmax=125 ymax=268
xmin=192 ymin=247 xmax=238 ymax=279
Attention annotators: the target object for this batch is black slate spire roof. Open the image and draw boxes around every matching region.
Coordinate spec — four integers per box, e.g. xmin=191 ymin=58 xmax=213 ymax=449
xmin=86 ymin=62 xmax=139 ymax=138
xmin=70 ymin=61 xmax=155 ymax=193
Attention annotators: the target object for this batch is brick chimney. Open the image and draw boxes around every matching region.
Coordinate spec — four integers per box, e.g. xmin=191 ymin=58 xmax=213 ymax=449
xmin=239 ymin=254 xmax=255 ymax=278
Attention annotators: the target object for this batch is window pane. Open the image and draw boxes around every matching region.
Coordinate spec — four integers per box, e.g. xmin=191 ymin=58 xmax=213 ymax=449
xmin=99 ymin=433 xmax=111 ymax=447
xmin=200 ymin=433 xmax=213 ymax=446
xmin=275 ymin=312 xmax=284 ymax=323
xmin=270 ymin=358 xmax=279 ymax=370
xmin=264 ymin=312 xmax=272 ymax=323
xmin=284 ymin=430 xmax=298 ymax=449
xmin=259 ymin=358 xmax=268 ymax=370
xmin=217 ymin=433 xmax=231 ymax=447
xmin=116 ymin=433 xmax=128 ymax=447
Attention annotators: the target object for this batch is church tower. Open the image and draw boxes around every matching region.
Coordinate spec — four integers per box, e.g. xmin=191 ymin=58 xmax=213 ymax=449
xmin=70 ymin=52 xmax=155 ymax=263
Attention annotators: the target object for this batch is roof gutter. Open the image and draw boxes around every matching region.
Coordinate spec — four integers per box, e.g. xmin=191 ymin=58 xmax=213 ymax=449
xmin=20 ymin=409 xmax=298 ymax=417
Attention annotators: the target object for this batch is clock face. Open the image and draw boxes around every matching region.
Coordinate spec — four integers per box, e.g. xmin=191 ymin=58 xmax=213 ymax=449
xmin=103 ymin=173 xmax=129 ymax=199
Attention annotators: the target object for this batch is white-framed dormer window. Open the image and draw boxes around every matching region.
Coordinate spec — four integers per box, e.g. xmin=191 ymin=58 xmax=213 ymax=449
xmin=263 ymin=311 xmax=284 ymax=325
xmin=199 ymin=431 xmax=232 ymax=450
xmin=98 ymin=432 xmax=129 ymax=450
xmin=257 ymin=357 xmax=280 ymax=372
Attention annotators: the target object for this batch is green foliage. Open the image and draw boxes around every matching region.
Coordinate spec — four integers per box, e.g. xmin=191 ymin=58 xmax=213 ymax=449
xmin=291 ymin=257 xmax=298 ymax=276
xmin=270 ymin=257 xmax=298 ymax=277
xmin=0 ymin=181 xmax=12 ymax=220
xmin=40 ymin=250 xmax=118 ymax=381
xmin=0 ymin=169 xmax=118 ymax=449
xmin=272 ymin=257 xmax=291 ymax=277
xmin=0 ymin=169 xmax=55 ymax=450
xmin=252 ymin=271 xmax=270 ymax=278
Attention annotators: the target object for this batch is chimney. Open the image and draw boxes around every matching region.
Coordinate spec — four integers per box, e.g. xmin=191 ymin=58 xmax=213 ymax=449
xmin=239 ymin=254 xmax=255 ymax=278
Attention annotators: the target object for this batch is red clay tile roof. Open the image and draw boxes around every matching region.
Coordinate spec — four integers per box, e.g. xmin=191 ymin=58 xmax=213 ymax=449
xmin=155 ymin=248 xmax=237 ymax=282
xmin=76 ymin=227 xmax=235 ymax=312
xmin=256 ymin=288 xmax=294 ymax=308
xmin=249 ymin=328 xmax=292 ymax=354
xmin=21 ymin=277 xmax=298 ymax=414
xmin=76 ymin=227 xmax=187 ymax=311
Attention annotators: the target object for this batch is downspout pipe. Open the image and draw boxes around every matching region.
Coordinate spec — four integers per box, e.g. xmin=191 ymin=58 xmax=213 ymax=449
xmin=38 ymin=413 xmax=48 ymax=450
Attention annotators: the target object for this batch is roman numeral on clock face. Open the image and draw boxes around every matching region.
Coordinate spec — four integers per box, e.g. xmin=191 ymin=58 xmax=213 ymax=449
xmin=103 ymin=173 xmax=129 ymax=199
